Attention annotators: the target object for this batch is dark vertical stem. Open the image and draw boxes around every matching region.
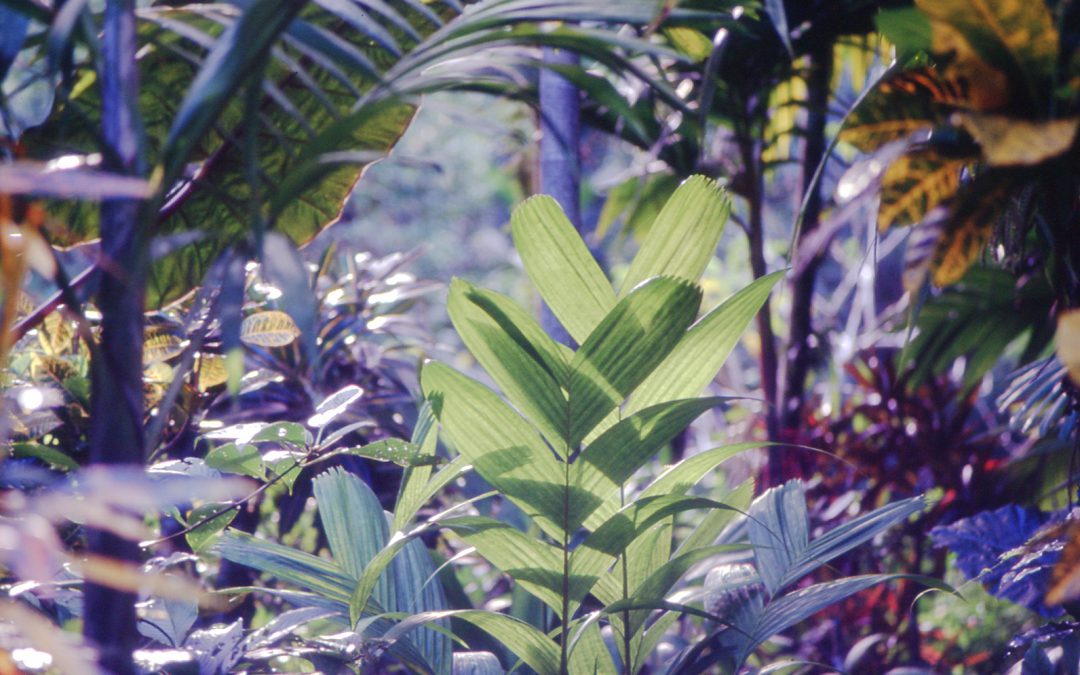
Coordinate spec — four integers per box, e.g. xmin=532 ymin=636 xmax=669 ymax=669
xmin=539 ymin=46 xmax=581 ymax=347
xmin=85 ymin=1 xmax=147 ymax=672
xmin=780 ymin=45 xmax=833 ymax=434
xmin=738 ymin=110 xmax=780 ymax=452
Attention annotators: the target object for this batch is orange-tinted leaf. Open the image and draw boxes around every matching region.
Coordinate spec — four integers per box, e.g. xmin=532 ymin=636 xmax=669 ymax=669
xmin=1047 ymin=520 xmax=1080 ymax=605
xmin=916 ymin=0 xmax=1057 ymax=105
xmin=840 ymin=67 xmax=957 ymax=152
xmin=878 ymin=150 xmax=964 ymax=232
xmin=931 ymin=177 xmax=1012 ymax=286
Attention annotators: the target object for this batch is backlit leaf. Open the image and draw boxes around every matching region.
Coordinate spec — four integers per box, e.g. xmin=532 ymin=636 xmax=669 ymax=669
xmin=448 ymin=278 xmax=569 ymax=449
xmin=444 ymin=515 xmax=566 ymax=615
xmin=915 ymin=0 xmax=1057 ymax=104
xmin=345 ymin=439 xmax=439 ymax=467
xmin=421 ymin=361 xmax=567 ymax=539
xmin=511 ymin=195 xmax=616 ymax=344
xmin=205 ymin=443 xmax=264 ymax=480
xmin=567 ymin=277 xmax=701 ymax=447
xmin=618 ymin=176 xmax=730 ymax=294
xmin=570 ymin=397 xmax=726 ymax=531
xmin=240 ymin=310 xmax=301 ymax=347
xmin=195 ymin=353 xmax=228 ymax=391
xmin=840 ymin=68 xmax=953 ymax=152
xmin=1047 ymin=520 xmax=1080 ymax=605
xmin=185 ymin=502 xmax=238 ymax=552
xmin=143 ymin=328 xmax=185 ymax=365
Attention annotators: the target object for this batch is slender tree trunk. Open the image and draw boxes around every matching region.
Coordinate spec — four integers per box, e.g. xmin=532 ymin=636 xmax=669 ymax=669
xmin=780 ymin=45 xmax=832 ymax=435
xmin=85 ymin=2 xmax=147 ymax=671
xmin=738 ymin=112 xmax=780 ymax=460
xmin=539 ymin=46 xmax=581 ymax=347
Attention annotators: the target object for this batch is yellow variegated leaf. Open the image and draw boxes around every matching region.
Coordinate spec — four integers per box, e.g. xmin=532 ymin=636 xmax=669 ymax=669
xmin=39 ymin=312 xmax=74 ymax=356
xmin=143 ymin=329 xmax=185 ymax=365
xmin=916 ymin=0 xmax=1057 ymax=103
xmin=923 ymin=18 xmax=1013 ymax=111
xmin=878 ymin=151 xmax=964 ymax=232
xmin=663 ymin=27 xmax=712 ymax=61
xmin=931 ymin=179 xmax=1011 ymax=286
xmin=840 ymin=68 xmax=957 ymax=152
xmin=1056 ymin=309 xmax=1080 ymax=387
xmin=29 ymin=354 xmax=78 ymax=381
xmin=956 ymin=113 xmax=1080 ymax=166
xmin=196 ymin=353 xmax=228 ymax=392
xmin=16 ymin=292 xmax=34 ymax=318
xmin=144 ymin=361 xmax=174 ymax=383
xmin=764 ymin=74 xmax=806 ymax=163
xmin=240 ymin=311 xmax=301 ymax=348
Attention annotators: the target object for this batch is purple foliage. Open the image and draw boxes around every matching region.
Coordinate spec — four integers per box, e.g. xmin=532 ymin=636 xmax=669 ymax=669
xmin=931 ymin=505 xmax=1064 ymax=617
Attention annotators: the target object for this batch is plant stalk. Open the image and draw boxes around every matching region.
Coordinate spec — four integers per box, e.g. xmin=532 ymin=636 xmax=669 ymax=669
xmin=85 ymin=1 xmax=148 ymax=672
xmin=780 ymin=44 xmax=833 ymax=434
xmin=737 ymin=110 xmax=780 ymax=451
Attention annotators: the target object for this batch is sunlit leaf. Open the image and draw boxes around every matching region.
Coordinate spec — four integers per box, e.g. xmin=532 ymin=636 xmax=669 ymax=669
xmin=204 ymin=443 xmax=264 ymax=480
xmin=448 ymin=278 xmax=569 ymax=449
xmin=567 ymin=277 xmax=701 ymax=447
xmin=421 ymin=361 xmax=566 ymax=539
xmin=239 ymin=310 xmax=302 ymax=347
xmin=915 ymin=0 xmax=1057 ymax=104
xmin=195 ymin=353 xmax=228 ymax=391
xmin=618 ymin=175 xmax=730 ymax=294
xmin=1055 ymin=309 xmax=1080 ymax=387
xmin=840 ymin=67 xmax=954 ymax=152
xmin=345 ymin=439 xmax=439 ymax=467
xmin=511 ymin=194 xmax=616 ymax=344
xmin=143 ymin=327 xmax=185 ymax=365
xmin=955 ymin=113 xmax=1080 ymax=166
xmin=184 ymin=502 xmax=238 ymax=552
xmin=1047 ymin=520 xmax=1080 ymax=605
xmin=444 ymin=515 xmax=566 ymax=615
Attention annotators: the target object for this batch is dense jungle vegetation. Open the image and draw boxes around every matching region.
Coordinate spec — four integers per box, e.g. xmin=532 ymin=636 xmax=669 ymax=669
xmin=2 ymin=0 xmax=1080 ymax=672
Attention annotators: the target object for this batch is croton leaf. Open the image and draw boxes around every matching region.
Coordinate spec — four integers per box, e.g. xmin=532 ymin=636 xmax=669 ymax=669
xmin=915 ymin=0 xmax=1058 ymax=107
xmin=877 ymin=149 xmax=964 ymax=232
xmin=931 ymin=173 xmax=1014 ymax=286
xmin=955 ymin=113 xmax=1080 ymax=167
xmin=840 ymin=67 xmax=957 ymax=152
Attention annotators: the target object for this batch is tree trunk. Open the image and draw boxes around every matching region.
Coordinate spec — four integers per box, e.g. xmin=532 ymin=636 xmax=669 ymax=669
xmin=780 ymin=44 xmax=833 ymax=434
xmin=538 ymin=46 xmax=581 ymax=347
xmin=84 ymin=1 xmax=147 ymax=671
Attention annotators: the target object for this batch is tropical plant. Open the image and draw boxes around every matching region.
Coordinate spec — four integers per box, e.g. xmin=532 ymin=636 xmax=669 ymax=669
xmin=385 ymin=176 xmax=932 ymax=673
xmin=840 ymin=0 xmax=1079 ymax=290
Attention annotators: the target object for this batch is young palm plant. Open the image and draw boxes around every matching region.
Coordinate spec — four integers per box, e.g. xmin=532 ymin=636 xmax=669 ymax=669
xmin=209 ymin=178 xmax=939 ymax=673
xmin=408 ymin=175 xmax=782 ymax=673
